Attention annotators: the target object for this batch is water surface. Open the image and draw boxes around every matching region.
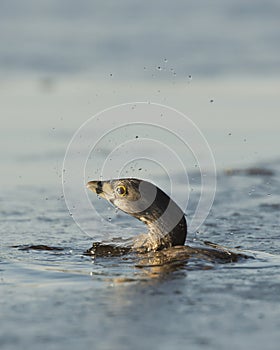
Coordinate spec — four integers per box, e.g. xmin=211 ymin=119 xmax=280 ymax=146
xmin=1 ymin=158 xmax=280 ymax=350
xmin=1 ymin=1 xmax=280 ymax=348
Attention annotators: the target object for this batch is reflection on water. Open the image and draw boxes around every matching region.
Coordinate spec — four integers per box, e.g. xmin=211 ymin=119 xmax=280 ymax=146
xmin=1 ymin=1 xmax=280 ymax=347
xmin=10 ymin=238 xmax=252 ymax=284
xmin=1 ymin=113 xmax=280 ymax=349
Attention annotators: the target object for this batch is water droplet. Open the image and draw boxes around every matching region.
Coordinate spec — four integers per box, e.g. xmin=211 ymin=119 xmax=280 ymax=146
xmin=135 ymin=135 xmax=139 ymax=139
xmin=157 ymin=66 xmax=162 ymax=70
xmin=164 ymin=58 xmax=168 ymax=63
xmin=188 ymin=74 xmax=192 ymax=80
xmin=210 ymin=99 xmax=214 ymax=103
xmin=228 ymin=132 xmax=232 ymax=136
xmin=108 ymin=217 xmax=112 ymax=222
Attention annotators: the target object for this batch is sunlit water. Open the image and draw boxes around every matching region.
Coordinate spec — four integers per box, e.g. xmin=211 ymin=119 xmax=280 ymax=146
xmin=1 ymin=1 xmax=280 ymax=348
xmin=1 ymin=75 xmax=280 ymax=350
xmin=1 ymin=156 xmax=280 ymax=350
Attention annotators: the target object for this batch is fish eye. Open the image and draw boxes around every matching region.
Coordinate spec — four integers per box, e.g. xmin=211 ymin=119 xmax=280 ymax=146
xmin=116 ymin=185 xmax=127 ymax=196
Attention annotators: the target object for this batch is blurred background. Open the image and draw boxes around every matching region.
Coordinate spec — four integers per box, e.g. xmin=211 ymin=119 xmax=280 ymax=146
xmin=1 ymin=0 xmax=280 ymax=186
xmin=1 ymin=0 xmax=280 ymax=79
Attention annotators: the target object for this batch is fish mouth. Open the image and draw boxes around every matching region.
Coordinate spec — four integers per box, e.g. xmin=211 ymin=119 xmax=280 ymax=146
xmin=86 ymin=180 xmax=103 ymax=194
xmin=86 ymin=180 xmax=114 ymax=201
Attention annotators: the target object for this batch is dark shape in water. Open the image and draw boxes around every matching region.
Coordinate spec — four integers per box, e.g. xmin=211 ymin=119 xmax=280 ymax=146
xmin=12 ymin=244 xmax=64 ymax=251
xmin=84 ymin=242 xmax=131 ymax=257
xmin=225 ymin=167 xmax=274 ymax=177
xmin=86 ymin=178 xmax=250 ymax=263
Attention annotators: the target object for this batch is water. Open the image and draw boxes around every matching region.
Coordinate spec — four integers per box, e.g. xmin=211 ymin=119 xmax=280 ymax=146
xmin=1 ymin=103 xmax=280 ymax=349
xmin=1 ymin=153 xmax=280 ymax=350
xmin=1 ymin=0 xmax=280 ymax=79
xmin=1 ymin=1 xmax=280 ymax=349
